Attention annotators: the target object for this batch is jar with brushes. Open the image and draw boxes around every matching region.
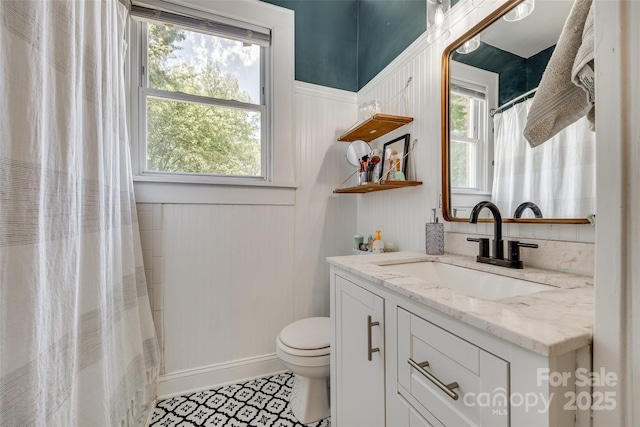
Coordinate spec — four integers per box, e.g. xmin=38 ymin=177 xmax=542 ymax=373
xmin=358 ymin=155 xmax=370 ymax=185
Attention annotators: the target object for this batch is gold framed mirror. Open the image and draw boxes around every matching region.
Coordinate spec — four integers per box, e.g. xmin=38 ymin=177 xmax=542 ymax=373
xmin=441 ymin=0 xmax=593 ymax=224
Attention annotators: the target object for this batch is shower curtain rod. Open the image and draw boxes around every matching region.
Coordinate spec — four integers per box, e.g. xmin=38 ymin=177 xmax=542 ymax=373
xmin=490 ymin=87 xmax=538 ymax=117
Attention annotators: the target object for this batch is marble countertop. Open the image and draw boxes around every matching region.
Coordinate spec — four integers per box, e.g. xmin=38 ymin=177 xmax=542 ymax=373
xmin=327 ymin=252 xmax=593 ymax=357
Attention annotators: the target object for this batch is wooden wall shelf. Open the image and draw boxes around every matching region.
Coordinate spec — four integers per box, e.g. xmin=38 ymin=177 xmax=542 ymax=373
xmin=334 ymin=180 xmax=422 ymax=194
xmin=338 ymin=114 xmax=414 ymax=142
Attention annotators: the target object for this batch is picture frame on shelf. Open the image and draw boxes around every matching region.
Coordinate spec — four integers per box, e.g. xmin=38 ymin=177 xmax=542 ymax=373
xmin=381 ymin=134 xmax=410 ymax=182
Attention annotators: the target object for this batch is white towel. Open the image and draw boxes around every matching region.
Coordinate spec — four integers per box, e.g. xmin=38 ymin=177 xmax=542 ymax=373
xmin=572 ymin=3 xmax=595 ymax=117
xmin=524 ymin=0 xmax=594 ymax=147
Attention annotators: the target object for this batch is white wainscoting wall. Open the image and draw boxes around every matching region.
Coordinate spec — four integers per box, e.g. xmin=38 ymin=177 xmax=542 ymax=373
xmin=136 ymin=82 xmax=357 ymax=397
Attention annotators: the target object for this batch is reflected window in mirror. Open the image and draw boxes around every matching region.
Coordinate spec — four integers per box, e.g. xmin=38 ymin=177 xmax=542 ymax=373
xmin=448 ymin=62 xmax=498 ymax=210
xmin=450 ymin=82 xmax=486 ymax=190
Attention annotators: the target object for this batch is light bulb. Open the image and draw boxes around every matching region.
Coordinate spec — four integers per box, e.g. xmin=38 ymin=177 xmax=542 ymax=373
xmin=434 ymin=3 xmax=445 ymax=28
xmin=456 ymin=36 xmax=480 ymax=54
xmin=426 ymin=0 xmax=450 ymax=43
xmin=503 ymin=0 xmax=535 ymax=22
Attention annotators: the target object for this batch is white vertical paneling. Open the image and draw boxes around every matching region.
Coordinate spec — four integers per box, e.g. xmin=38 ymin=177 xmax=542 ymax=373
xmin=162 ymin=204 xmax=295 ymax=373
xmin=293 ymin=83 xmax=358 ymax=320
xmin=356 ymin=0 xmax=595 ymax=253
xmin=142 ymin=82 xmax=358 ymax=389
xmin=357 ymin=45 xmax=439 ymax=252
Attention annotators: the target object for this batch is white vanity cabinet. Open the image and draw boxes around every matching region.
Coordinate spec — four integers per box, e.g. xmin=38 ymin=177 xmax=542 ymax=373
xmin=329 ymin=263 xmax=591 ymax=427
xmin=332 ymin=274 xmax=385 ymax=427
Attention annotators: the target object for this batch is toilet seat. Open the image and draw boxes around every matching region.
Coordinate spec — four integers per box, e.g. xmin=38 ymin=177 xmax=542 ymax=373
xmin=277 ymin=317 xmax=330 ymax=357
xmin=277 ymin=336 xmax=330 ymax=358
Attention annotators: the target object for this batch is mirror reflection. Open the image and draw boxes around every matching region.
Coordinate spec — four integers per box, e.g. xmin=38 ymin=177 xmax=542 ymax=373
xmin=444 ymin=0 xmax=595 ymax=222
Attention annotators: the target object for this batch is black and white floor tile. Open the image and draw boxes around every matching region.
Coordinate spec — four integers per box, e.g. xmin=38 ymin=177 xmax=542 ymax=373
xmin=148 ymin=372 xmax=331 ymax=427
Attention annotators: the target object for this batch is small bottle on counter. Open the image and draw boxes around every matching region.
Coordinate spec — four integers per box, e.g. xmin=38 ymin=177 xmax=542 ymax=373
xmin=372 ymin=230 xmax=385 ymax=253
xmin=425 ymin=209 xmax=444 ymax=255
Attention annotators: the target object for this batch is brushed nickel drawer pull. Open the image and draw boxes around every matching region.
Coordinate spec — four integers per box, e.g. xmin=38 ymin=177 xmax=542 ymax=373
xmin=408 ymin=358 xmax=460 ymax=400
xmin=367 ymin=315 xmax=380 ymax=361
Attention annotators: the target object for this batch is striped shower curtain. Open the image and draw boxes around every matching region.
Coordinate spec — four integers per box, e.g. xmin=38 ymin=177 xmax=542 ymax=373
xmin=0 ymin=1 xmax=159 ymax=425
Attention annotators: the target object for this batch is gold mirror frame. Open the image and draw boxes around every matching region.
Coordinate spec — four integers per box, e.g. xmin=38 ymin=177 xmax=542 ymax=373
xmin=441 ymin=0 xmax=590 ymax=224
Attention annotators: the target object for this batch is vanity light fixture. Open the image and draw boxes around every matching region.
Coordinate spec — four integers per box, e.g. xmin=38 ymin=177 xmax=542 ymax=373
xmin=456 ymin=36 xmax=480 ymax=54
xmin=503 ymin=0 xmax=535 ymax=22
xmin=426 ymin=0 xmax=451 ymax=43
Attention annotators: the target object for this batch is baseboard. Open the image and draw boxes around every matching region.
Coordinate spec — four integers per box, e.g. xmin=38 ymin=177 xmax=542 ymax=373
xmin=156 ymin=353 xmax=286 ymax=398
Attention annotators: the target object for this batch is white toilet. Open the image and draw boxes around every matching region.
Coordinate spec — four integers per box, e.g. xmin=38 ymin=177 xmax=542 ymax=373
xmin=276 ymin=317 xmax=331 ymax=424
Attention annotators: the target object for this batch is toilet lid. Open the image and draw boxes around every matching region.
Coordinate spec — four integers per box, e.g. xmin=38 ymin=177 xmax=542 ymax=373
xmin=279 ymin=317 xmax=330 ymax=350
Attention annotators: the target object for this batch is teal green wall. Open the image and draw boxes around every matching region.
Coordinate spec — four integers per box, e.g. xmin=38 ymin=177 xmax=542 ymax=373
xmin=357 ymin=0 xmax=425 ymax=88
xmin=261 ymin=0 xmax=359 ymax=92
xmin=453 ymin=43 xmax=526 ymax=106
xmin=453 ymin=44 xmax=555 ymax=105
xmin=357 ymin=0 xmax=460 ymax=87
xmin=526 ymin=45 xmax=554 ymax=91
xmin=260 ymin=0 xmax=463 ymax=91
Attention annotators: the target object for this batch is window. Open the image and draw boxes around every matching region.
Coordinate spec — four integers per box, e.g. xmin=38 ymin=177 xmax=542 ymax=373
xmin=131 ymin=4 xmax=271 ymax=180
xmin=449 ymin=80 xmax=489 ymax=191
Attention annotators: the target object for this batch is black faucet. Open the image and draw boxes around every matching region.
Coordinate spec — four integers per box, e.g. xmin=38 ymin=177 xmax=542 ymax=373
xmin=467 ymin=201 xmax=538 ymax=269
xmin=514 ymin=202 xmax=543 ymax=219
xmin=468 ymin=201 xmax=504 ymax=260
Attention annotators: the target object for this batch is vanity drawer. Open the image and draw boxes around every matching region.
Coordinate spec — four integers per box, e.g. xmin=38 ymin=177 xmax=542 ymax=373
xmin=397 ymin=308 xmax=509 ymax=426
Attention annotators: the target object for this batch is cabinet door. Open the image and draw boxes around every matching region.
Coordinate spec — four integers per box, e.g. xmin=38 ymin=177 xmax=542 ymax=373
xmin=335 ymin=275 xmax=385 ymax=427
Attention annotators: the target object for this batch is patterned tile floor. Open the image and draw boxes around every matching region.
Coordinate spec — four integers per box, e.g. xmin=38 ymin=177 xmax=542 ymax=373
xmin=148 ymin=372 xmax=331 ymax=427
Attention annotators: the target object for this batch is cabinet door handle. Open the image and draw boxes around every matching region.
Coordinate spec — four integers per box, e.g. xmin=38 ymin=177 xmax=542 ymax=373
xmin=367 ymin=315 xmax=380 ymax=361
xmin=408 ymin=358 xmax=460 ymax=400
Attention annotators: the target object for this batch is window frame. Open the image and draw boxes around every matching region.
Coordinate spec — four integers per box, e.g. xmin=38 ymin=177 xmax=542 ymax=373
xmin=131 ymin=6 xmax=270 ymax=181
xmin=449 ymin=83 xmax=487 ymax=191
xmin=448 ymin=61 xmax=498 ymax=197
xmin=127 ymin=0 xmax=295 ymax=192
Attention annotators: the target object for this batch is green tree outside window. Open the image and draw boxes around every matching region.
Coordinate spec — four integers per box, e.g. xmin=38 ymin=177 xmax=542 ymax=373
xmin=145 ymin=23 xmax=262 ymax=176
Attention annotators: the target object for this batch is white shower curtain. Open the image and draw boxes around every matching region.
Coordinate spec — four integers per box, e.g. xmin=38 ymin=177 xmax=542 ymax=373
xmin=491 ymin=98 xmax=596 ymax=218
xmin=0 ymin=1 xmax=159 ymax=426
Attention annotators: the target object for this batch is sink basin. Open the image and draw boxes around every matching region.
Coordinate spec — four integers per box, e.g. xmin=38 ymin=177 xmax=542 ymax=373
xmin=381 ymin=261 xmax=554 ymax=300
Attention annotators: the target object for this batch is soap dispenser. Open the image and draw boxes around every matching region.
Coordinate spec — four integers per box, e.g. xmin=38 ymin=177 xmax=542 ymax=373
xmin=425 ymin=209 xmax=444 ymax=255
xmin=372 ymin=230 xmax=385 ymax=253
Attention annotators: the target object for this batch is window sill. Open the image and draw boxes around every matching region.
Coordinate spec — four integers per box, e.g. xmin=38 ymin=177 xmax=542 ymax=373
xmin=132 ymin=175 xmax=298 ymax=205
xmin=133 ymin=173 xmax=298 ymax=188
